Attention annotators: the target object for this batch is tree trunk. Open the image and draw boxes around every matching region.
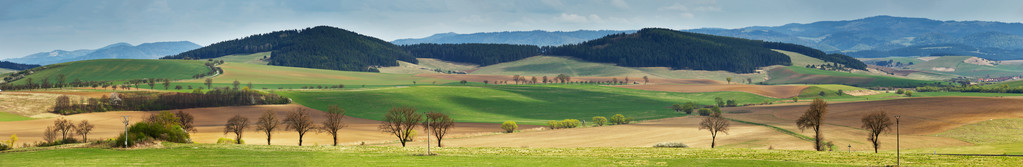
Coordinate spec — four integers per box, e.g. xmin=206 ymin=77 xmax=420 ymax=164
xmin=332 ymin=134 xmax=337 ymax=146
xmin=437 ymin=138 xmax=442 ymax=147
xmin=815 ymin=125 xmax=822 ymax=151
xmin=298 ymin=134 xmax=304 ymax=146
xmin=266 ymin=133 xmax=271 ymax=145
xmin=711 ymin=135 xmax=717 ymax=148
xmin=236 ymin=133 xmax=242 ymax=144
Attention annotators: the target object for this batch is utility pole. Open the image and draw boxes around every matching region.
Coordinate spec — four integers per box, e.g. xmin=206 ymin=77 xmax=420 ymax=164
xmin=895 ymin=115 xmax=901 ymax=166
xmin=122 ymin=116 xmax=130 ymax=147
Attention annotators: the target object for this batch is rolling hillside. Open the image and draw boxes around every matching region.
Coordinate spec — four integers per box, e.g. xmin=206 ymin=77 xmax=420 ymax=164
xmin=4 ymin=41 xmax=200 ymax=65
xmin=462 ymin=56 xmax=769 ymax=82
xmin=6 ymin=59 xmax=210 ymax=85
xmin=164 ymin=26 xmax=414 ymax=72
xmin=766 ymin=66 xmax=940 ymax=87
xmin=176 ymin=62 xmax=453 ymax=88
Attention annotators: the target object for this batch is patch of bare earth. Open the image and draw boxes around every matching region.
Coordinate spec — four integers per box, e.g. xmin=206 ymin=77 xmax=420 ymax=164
xmin=724 ymin=97 xmax=1023 ymax=151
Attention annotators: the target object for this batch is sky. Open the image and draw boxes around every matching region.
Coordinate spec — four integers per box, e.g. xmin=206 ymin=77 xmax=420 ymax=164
xmin=1 ymin=0 xmax=1022 ymax=59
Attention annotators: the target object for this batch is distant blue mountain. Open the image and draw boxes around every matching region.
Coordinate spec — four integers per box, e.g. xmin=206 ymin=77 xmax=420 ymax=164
xmin=686 ymin=15 xmax=1023 ymax=59
xmin=391 ymin=30 xmax=635 ymax=46
xmin=4 ymin=41 xmax=201 ymax=65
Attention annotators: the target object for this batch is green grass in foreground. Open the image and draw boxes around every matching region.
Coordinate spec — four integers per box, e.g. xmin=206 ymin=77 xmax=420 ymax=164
xmin=0 ymin=112 xmax=31 ymax=122
xmin=10 ymin=59 xmax=210 ymax=85
xmin=3 ymin=143 xmax=1020 ymax=166
xmin=278 ymin=84 xmax=776 ymax=125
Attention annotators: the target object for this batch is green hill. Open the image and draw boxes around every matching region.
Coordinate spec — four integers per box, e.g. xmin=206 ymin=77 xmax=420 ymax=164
xmin=7 ymin=59 xmax=210 ymax=85
xmin=278 ymin=84 xmax=776 ymax=125
xmin=766 ymin=66 xmax=940 ymax=87
xmin=546 ymin=28 xmax=791 ymax=73
xmin=175 ymin=62 xmax=452 ymax=89
xmin=164 ymin=26 xmax=415 ymax=72
xmin=464 ymin=56 xmax=769 ymax=82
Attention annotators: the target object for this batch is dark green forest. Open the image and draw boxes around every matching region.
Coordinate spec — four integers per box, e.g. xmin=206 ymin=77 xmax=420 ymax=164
xmin=0 ymin=61 xmax=40 ymax=70
xmin=761 ymin=42 xmax=867 ymax=70
xmin=544 ymin=28 xmax=792 ymax=73
xmin=162 ymin=26 xmax=415 ymax=72
xmin=402 ymin=43 xmax=539 ymax=66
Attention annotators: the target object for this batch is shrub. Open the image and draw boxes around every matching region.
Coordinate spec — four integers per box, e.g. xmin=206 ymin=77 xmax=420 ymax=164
xmin=896 ymin=89 xmax=905 ymax=94
xmin=545 ymin=120 xmax=558 ymax=129
xmin=556 ymin=119 xmax=581 ymax=128
xmin=653 ymin=142 xmax=689 ymax=148
xmin=501 ymin=121 xmax=518 ymax=133
xmin=610 ymin=114 xmax=629 ymax=125
xmin=217 ymin=137 xmax=245 ymax=144
xmin=725 ymin=100 xmax=737 ymax=107
xmin=698 ymin=108 xmax=712 ymax=116
xmin=905 ymin=91 xmax=913 ymax=97
xmin=114 ymin=121 xmax=191 ymax=147
xmin=714 ymin=97 xmax=724 ymax=107
xmin=0 ymin=142 xmax=9 ymax=151
xmin=592 ymin=116 xmax=607 ymax=126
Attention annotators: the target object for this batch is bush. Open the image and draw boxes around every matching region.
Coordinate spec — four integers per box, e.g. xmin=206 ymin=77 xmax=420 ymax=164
xmin=896 ymin=89 xmax=905 ymax=94
xmin=592 ymin=116 xmax=607 ymax=126
xmin=0 ymin=142 xmax=10 ymax=151
xmin=556 ymin=119 xmax=581 ymax=128
xmin=114 ymin=121 xmax=191 ymax=147
xmin=545 ymin=120 xmax=558 ymax=129
xmin=216 ymin=137 xmax=245 ymax=144
xmin=725 ymin=100 xmax=737 ymax=107
xmin=653 ymin=142 xmax=689 ymax=148
xmin=605 ymin=114 xmax=630 ymax=124
xmin=501 ymin=121 xmax=518 ymax=133
xmin=698 ymin=108 xmax=712 ymax=116
xmin=905 ymin=91 xmax=913 ymax=97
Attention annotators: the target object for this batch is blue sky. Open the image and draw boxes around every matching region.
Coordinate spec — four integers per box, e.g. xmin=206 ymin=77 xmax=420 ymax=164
xmin=1 ymin=0 xmax=1021 ymax=59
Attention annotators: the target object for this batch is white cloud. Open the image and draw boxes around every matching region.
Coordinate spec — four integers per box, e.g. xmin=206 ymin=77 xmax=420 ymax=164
xmin=557 ymin=13 xmax=589 ymax=23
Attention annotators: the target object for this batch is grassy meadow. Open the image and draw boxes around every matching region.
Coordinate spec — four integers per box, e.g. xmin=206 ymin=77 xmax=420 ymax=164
xmin=176 ymin=62 xmax=454 ymax=89
xmin=767 ymin=66 xmax=941 ymax=87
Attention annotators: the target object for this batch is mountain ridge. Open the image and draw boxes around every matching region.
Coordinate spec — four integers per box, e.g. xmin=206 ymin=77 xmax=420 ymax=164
xmin=3 ymin=41 xmax=200 ymax=65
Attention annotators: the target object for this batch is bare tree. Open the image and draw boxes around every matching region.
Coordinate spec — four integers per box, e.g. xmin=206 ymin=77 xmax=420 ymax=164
xmin=320 ymin=105 xmax=348 ymax=146
xmin=204 ymin=78 xmax=213 ymax=89
xmin=379 ymin=106 xmax=421 ymax=147
xmin=283 ymin=108 xmax=315 ymax=146
xmin=53 ymin=118 xmax=75 ymax=141
xmin=163 ymin=79 xmax=171 ymax=90
xmin=175 ymin=111 xmax=196 ymax=133
xmin=75 ymin=120 xmax=94 ymax=142
xmin=643 ymin=76 xmax=649 ymax=84
xmin=698 ymin=115 xmax=730 ymax=148
xmin=232 ymin=80 xmax=241 ymax=90
xmin=148 ymin=78 xmax=156 ymax=89
xmin=797 ymin=98 xmax=829 ymax=151
xmin=424 ymin=111 xmax=454 ymax=147
xmin=861 ymin=111 xmax=893 ymax=153
xmin=224 ymin=114 xmax=249 ymax=144
xmin=256 ymin=110 xmax=281 ymax=145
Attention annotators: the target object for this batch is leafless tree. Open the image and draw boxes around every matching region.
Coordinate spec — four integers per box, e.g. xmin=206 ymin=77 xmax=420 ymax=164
xmin=424 ymin=111 xmax=454 ymax=147
xmin=256 ymin=110 xmax=281 ymax=145
xmin=284 ymin=108 xmax=316 ymax=146
xmin=53 ymin=118 xmax=76 ymax=141
xmin=204 ymin=78 xmax=213 ymax=89
xmin=861 ymin=111 xmax=893 ymax=153
xmin=175 ymin=111 xmax=196 ymax=133
xmin=797 ymin=98 xmax=829 ymax=151
xmin=224 ymin=114 xmax=249 ymax=144
xmin=379 ymin=106 xmax=421 ymax=147
xmin=698 ymin=114 xmax=730 ymax=148
xmin=320 ymin=105 xmax=348 ymax=146
xmin=75 ymin=120 xmax=94 ymax=142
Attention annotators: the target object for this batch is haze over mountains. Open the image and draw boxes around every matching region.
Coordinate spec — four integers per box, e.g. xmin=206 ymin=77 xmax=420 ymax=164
xmin=4 ymin=41 xmax=200 ymax=65
xmin=398 ymin=15 xmax=1023 ymax=60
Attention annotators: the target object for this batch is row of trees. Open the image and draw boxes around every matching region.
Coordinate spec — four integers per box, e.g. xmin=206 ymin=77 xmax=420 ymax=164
xmin=794 ymin=98 xmax=895 ymax=153
xmin=917 ymin=85 xmax=1023 ymax=93
xmin=39 ymin=118 xmax=93 ymax=146
xmin=223 ymin=106 xmax=456 ymax=147
xmin=52 ymin=88 xmax=289 ymax=115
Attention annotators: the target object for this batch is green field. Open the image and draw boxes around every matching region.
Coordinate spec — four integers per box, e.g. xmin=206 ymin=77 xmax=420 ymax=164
xmin=767 ymin=66 xmax=941 ymax=87
xmin=177 ymin=62 xmax=453 ymax=89
xmin=0 ymin=68 xmax=15 ymax=74
xmin=469 ymin=56 xmax=768 ymax=82
xmin=774 ymin=49 xmax=826 ymax=67
xmin=9 ymin=59 xmax=211 ymax=85
xmin=278 ymin=84 xmax=776 ymax=125
xmin=3 ymin=143 xmax=1019 ymax=166
xmin=0 ymin=112 xmax=31 ymax=122
xmin=937 ymin=119 xmax=1023 ymax=145
xmin=217 ymin=52 xmax=270 ymax=65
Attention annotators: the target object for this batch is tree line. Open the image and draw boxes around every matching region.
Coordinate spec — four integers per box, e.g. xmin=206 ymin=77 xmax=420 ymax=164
xmin=0 ymin=61 xmax=39 ymax=70
xmin=163 ymin=26 xmax=416 ymax=72
xmin=401 ymin=43 xmax=539 ymax=66
xmin=52 ymin=88 xmax=289 ymax=115
xmin=762 ymin=42 xmax=867 ymax=70
xmin=916 ymin=84 xmax=1023 ymax=93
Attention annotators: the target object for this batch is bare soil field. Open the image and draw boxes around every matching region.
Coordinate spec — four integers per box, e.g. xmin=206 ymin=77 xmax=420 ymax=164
xmin=724 ymin=97 xmax=1023 ymax=151
xmin=416 ymin=73 xmax=722 ymax=85
xmin=386 ymin=116 xmax=812 ymax=150
xmin=0 ymin=104 xmax=538 ymax=146
xmin=0 ymin=92 xmax=84 ymax=118
xmin=612 ymin=84 xmax=809 ymax=98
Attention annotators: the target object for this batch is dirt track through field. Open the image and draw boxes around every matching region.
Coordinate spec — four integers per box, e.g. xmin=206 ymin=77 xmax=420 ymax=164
xmin=612 ymin=84 xmax=809 ymax=98
xmin=0 ymin=104 xmax=537 ymax=146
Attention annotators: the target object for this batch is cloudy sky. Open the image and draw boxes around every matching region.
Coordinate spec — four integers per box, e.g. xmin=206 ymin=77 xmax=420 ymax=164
xmin=1 ymin=0 xmax=1021 ymax=59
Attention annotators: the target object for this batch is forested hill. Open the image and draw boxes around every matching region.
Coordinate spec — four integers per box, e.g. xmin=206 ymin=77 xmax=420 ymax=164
xmin=545 ymin=28 xmax=792 ymax=73
xmin=163 ymin=26 xmax=414 ymax=72
xmin=401 ymin=43 xmax=539 ymax=66
xmin=0 ymin=61 xmax=39 ymax=70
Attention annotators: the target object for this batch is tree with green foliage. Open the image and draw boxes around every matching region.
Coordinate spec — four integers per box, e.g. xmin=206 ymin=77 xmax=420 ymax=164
xmin=837 ymin=89 xmax=844 ymax=96
xmin=224 ymin=114 xmax=249 ymax=144
xmin=793 ymin=97 xmax=799 ymax=102
xmin=610 ymin=114 xmax=631 ymax=125
xmin=592 ymin=116 xmax=607 ymax=126
xmin=905 ymin=91 xmax=913 ymax=97
xmin=726 ymin=77 xmax=732 ymax=84
xmin=896 ymin=89 xmax=904 ymax=94
xmin=379 ymin=106 xmax=421 ymax=147
xmin=501 ymin=121 xmax=517 ymax=133
xmin=682 ymin=102 xmax=696 ymax=114
xmin=726 ymin=100 xmax=737 ymax=107
xmin=698 ymin=108 xmax=712 ymax=116
xmin=711 ymin=106 xmax=722 ymax=117
xmin=715 ymin=97 xmax=725 ymax=107
xmin=797 ymin=98 xmax=829 ymax=151
xmin=56 ymin=74 xmax=66 ymax=89
xmin=672 ymin=104 xmax=683 ymax=113
xmin=819 ymin=91 xmax=826 ymax=97
xmin=460 ymin=80 xmax=468 ymax=85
